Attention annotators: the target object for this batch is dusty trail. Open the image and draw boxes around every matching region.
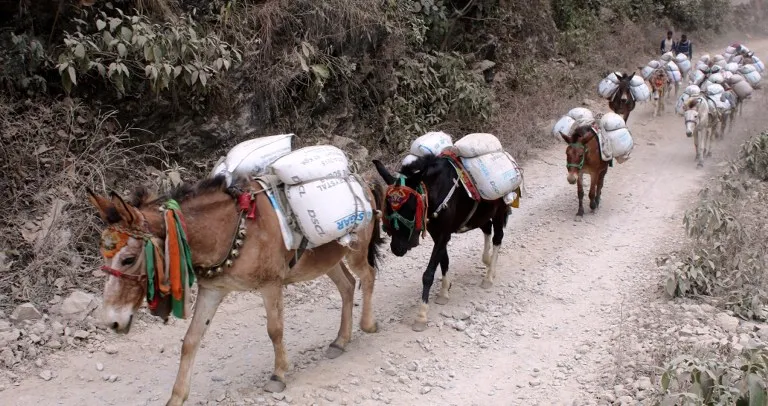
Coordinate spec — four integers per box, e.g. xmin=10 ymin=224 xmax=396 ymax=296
xmin=4 ymin=39 xmax=768 ymax=406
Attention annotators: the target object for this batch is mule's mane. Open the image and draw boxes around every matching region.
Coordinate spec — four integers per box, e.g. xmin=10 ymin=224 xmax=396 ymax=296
xmin=130 ymin=174 xmax=245 ymax=209
xmin=571 ymin=125 xmax=596 ymax=142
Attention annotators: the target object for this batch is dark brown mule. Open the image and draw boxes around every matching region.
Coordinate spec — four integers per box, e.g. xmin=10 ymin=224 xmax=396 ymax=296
xmin=647 ymin=69 xmax=670 ymax=117
xmin=560 ymin=125 xmax=610 ymax=217
xmin=87 ymin=174 xmax=385 ymax=406
xmin=608 ymin=72 xmax=637 ymax=122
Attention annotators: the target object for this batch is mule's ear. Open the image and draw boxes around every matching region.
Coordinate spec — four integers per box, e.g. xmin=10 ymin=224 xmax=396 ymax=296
xmin=373 ymin=160 xmax=396 ymax=185
xmin=109 ymin=191 xmax=136 ymax=225
xmin=87 ymin=188 xmax=113 ymax=222
xmin=560 ymin=131 xmax=572 ymax=144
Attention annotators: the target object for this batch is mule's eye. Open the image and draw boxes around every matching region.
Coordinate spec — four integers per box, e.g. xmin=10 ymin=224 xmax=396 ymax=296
xmin=121 ymin=257 xmax=136 ymax=267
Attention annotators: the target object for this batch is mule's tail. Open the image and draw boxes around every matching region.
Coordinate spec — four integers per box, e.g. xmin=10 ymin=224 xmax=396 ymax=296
xmin=366 ymin=178 xmax=386 ymax=272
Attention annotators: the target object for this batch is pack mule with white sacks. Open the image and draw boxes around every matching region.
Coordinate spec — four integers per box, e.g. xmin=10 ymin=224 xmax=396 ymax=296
xmin=597 ymin=71 xmax=651 ymax=122
xmin=88 ymin=132 xmax=387 ymax=405
xmin=554 ymin=108 xmax=633 ymax=217
xmin=374 ymin=131 xmax=523 ymax=332
xmin=639 ymin=51 xmax=688 ymax=116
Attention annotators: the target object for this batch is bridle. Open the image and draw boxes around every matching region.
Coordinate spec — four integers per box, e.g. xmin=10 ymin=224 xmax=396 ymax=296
xmin=100 ymin=222 xmax=155 ymax=285
xmin=382 ymin=176 xmax=429 ymax=240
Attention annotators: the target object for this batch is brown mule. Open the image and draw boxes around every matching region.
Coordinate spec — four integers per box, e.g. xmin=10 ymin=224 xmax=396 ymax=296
xmin=86 ymin=174 xmax=385 ymax=406
xmin=561 ymin=125 xmax=610 ymax=217
xmin=648 ymin=69 xmax=670 ymax=117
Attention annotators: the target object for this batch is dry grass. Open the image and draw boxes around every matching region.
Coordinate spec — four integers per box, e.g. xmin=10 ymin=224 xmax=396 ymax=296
xmin=0 ymin=97 xmax=167 ymax=310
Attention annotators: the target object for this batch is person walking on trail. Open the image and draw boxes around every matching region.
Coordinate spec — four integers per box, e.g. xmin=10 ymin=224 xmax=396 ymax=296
xmin=660 ymin=30 xmax=677 ymax=55
xmin=677 ymin=34 xmax=693 ymax=60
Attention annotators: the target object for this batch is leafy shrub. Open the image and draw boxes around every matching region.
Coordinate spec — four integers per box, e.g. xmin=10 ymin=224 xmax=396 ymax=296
xmin=382 ymin=51 xmax=494 ymax=149
xmin=664 ymin=131 xmax=768 ymax=321
xmin=0 ymin=33 xmax=48 ymax=96
xmin=55 ymin=8 xmax=242 ymax=98
xmin=656 ymin=348 xmax=768 ymax=405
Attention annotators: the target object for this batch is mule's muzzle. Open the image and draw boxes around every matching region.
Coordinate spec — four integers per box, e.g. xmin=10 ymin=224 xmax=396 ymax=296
xmin=390 ymin=241 xmax=409 ymax=257
xmin=567 ymin=173 xmax=578 ymax=184
xmin=686 ymin=130 xmax=693 ymax=138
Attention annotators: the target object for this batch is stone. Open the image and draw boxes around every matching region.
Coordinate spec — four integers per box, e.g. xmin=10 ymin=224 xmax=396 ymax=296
xmin=96 ymin=363 xmax=104 ymax=371
xmin=0 ymin=320 xmax=12 ymax=332
xmin=715 ymin=313 xmax=739 ymax=332
xmin=46 ymin=340 xmax=62 ymax=349
xmin=10 ymin=303 xmax=42 ymax=322
xmin=73 ymin=330 xmax=89 ymax=339
xmin=60 ymin=291 xmax=97 ymax=321
xmin=1 ymin=348 xmax=15 ymax=367
xmin=39 ymin=370 xmax=53 ymax=381
xmin=634 ymin=377 xmax=652 ymax=391
xmin=104 ymin=345 xmax=118 ymax=355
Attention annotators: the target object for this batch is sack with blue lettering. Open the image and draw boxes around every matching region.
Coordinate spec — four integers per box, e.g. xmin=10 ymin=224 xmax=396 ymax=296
xmin=283 ymin=175 xmax=374 ymax=246
xmin=461 ymin=151 xmax=523 ymax=201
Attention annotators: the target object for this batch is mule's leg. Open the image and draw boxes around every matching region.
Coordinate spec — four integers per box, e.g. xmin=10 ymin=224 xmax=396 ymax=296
xmin=480 ymin=221 xmax=493 ymax=266
xmin=167 ymin=286 xmax=227 ymax=406
xmin=414 ymin=236 xmax=449 ymax=332
xmin=588 ymin=171 xmax=599 ymax=211
xmin=576 ymin=173 xmax=585 ymax=217
xmin=261 ymin=283 xmax=290 ymax=393
xmin=481 ymin=211 xmax=505 ymax=290
xmin=435 ymin=251 xmax=451 ymax=305
xmin=595 ymin=169 xmax=607 ymax=208
xmin=693 ymin=130 xmax=703 ymax=168
xmin=324 ymin=264 xmax=355 ymax=359
xmin=344 ymin=259 xmax=378 ymax=334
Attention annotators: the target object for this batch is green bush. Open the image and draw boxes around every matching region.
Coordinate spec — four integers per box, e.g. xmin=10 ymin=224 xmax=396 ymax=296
xmin=55 ymin=8 xmax=241 ymax=98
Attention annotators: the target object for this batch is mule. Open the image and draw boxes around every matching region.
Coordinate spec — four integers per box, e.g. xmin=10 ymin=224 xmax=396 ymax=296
xmin=560 ymin=125 xmax=610 ymax=217
xmin=648 ymin=69 xmax=670 ymax=117
xmin=87 ymin=173 xmax=385 ymax=405
xmin=683 ymin=96 xmax=720 ymax=167
xmin=608 ymin=72 xmax=637 ymax=122
xmin=373 ymin=154 xmax=510 ymax=332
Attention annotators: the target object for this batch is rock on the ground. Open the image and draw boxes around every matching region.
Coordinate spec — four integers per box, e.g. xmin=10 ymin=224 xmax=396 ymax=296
xmin=10 ymin=303 xmax=42 ymax=322
xmin=715 ymin=312 xmax=739 ymax=333
xmin=60 ymin=291 xmax=98 ymax=321
xmin=39 ymin=370 xmax=53 ymax=381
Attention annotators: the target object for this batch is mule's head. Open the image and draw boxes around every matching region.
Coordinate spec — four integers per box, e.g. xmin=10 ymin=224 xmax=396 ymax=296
xmin=684 ymin=107 xmax=700 ymax=137
xmin=373 ymin=159 xmax=429 ymax=257
xmin=86 ymin=189 xmax=170 ymax=333
xmin=617 ymin=72 xmax=635 ymax=102
xmin=561 ymin=127 xmax=596 ymax=184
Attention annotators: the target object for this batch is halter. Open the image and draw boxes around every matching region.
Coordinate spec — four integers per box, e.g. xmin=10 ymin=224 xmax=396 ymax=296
xmin=382 ymin=176 xmax=429 ymax=240
xmin=566 ymin=142 xmax=588 ymax=170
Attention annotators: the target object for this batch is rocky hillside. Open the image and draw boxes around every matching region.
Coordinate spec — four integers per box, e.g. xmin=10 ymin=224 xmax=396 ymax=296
xmin=0 ymin=0 xmax=763 ymax=313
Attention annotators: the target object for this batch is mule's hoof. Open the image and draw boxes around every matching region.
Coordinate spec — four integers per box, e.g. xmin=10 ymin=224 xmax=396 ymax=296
xmin=697 ymin=162 xmax=704 ymax=169
xmin=589 ymin=201 xmax=597 ymax=210
xmin=482 ymin=256 xmax=491 ymax=266
xmin=412 ymin=320 xmax=428 ymax=332
xmin=264 ymin=377 xmax=287 ymax=393
xmin=325 ymin=344 xmax=345 ymax=359
xmin=480 ymin=279 xmax=493 ymax=289
xmin=434 ymin=295 xmax=450 ymax=305
xmin=574 ymin=215 xmax=583 ymax=222
xmin=165 ymin=398 xmax=184 ymax=406
xmin=361 ymin=321 xmax=379 ymax=334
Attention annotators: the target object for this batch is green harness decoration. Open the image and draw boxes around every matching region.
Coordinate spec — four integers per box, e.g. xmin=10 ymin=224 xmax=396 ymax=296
xmin=567 ymin=142 xmax=588 ymax=170
xmin=383 ymin=176 xmax=428 ymax=240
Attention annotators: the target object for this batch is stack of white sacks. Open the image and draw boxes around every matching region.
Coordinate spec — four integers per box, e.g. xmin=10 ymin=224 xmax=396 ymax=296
xmin=597 ymin=72 xmax=650 ymax=102
xmin=210 ymin=134 xmax=374 ymax=248
xmin=552 ymin=108 xmax=634 ymax=164
xmin=402 ymin=131 xmax=453 ymax=166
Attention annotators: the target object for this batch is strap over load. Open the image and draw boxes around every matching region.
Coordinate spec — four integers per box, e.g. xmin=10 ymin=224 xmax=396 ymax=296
xmin=597 ymin=112 xmax=633 ymax=163
xmin=675 ymin=53 xmax=691 ymax=70
xmin=271 ymin=145 xmax=350 ymax=185
xmin=271 ymin=145 xmax=373 ymax=247
xmin=598 ymin=72 xmax=621 ymax=99
xmin=552 ymin=107 xmax=596 ymax=140
xmin=210 ymin=134 xmax=294 ymax=186
xmin=630 ymin=75 xmax=651 ymax=102
xmin=451 ymin=133 xmax=523 ymax=202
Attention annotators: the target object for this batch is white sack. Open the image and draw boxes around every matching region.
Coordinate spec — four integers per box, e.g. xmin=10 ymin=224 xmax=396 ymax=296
xmin=285 ymin=176 xmax=373 ymax=246
xmin=454 ymin=133 xmax=503 ymax=157
xmin=728 ymin=74 xmax=745 ymax=84
xmin=598 ymin=78 xmax=619 ymax=99
xmin=567 ymin=107 xmax=595 ymax=127
xmin=648 ymin=60 xmax=662 ymax=69
xmin=732 ymin=80 xmax=753 ymax=99
xmin=667 ymin=70 xmax=683 ymax=83
xmin=661 ymin=52 xmax=675 ymax=62
xmin=752 ymin=56 xmax=765 ymax=73
xmin=272 ymin=145 xmax=349 ymax=185
xmin=402 ymin=154 xmax=419 ymax=166
xmin=641 ymin=66 xmax=655 ymax=80
xmin=745 ymin=71 xmax=762 ymax=88
xmin=709 ymin=72 xmax=725 ymax=84
xmin=629 ymin=75 xmax=645 ymax=87
xmin=740 ymin=64 xmax=757 ymax=74
xmin=706 ymin=83 xmax=725 ymax=96
xmin=460 ymin=152 xmax=523 ymax=201
xmin=210 ymin=133 xmax=294 ymax=185
xmin=409 ymin=131 xmax=453 ymax=157
xmin=691 ymin=70 xmax=706 ymax=85
xmin=605 ymin=128 xmax=634 ymax=161
xmin=599 ymin=112 xmax=627 ymax=133
xmin=553 ymin=115 xmax=577 ymax=140
xmin=630 ymin=83 xmax=651 ymax=102
xmin=725 ymin=62 xmax=740 ymax=73
xmin=677 ymin=59 xmax=692 ymax=73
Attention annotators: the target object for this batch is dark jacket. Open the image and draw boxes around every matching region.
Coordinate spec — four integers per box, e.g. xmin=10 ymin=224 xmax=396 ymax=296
xmin=660 ymin=38 xmax=677 ymax=55
xmin=677 ymin=40 xmax=693 ymax=59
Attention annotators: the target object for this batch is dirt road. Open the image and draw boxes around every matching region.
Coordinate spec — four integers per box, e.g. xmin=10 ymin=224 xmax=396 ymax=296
xmin=4 ymin=38 xmax=768 ymax=406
